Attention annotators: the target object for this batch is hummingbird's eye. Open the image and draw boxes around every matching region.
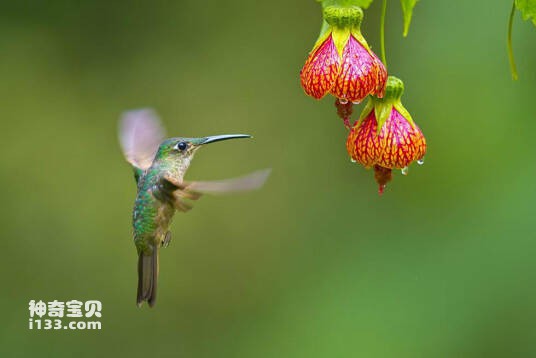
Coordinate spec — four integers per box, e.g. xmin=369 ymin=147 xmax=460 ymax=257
xmin=176 ymin=141 xmax=188 ymax=151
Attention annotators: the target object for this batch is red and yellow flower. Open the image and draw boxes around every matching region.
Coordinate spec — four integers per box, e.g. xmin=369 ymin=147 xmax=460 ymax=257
xmin=346 ymin=76 xmax=426 ymax=193
xmin=300 ymin=6 xmax=387 ymax=104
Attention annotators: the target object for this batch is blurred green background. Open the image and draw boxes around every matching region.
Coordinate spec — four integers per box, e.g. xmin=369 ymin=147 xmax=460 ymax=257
xmin=1 ymin=0 xmax=535 ymax=357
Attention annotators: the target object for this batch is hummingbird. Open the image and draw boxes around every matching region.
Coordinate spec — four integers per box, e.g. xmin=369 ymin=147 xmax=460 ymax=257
xmin=119 ymin=109 xmax=270 ymax=307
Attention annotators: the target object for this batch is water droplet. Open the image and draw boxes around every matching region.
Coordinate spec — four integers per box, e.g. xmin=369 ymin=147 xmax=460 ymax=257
xmin=401 ymin=166 xmax=408 ymax=175
xmin=417 ymin=157 xmax=425 ymax=165
xmin=350 ymin=158 xmax=356 ymax=163
xmin=352 ymin=100 xmax=360 ymax=105
xmin=339 ymin=98 xmax=348 ymax=104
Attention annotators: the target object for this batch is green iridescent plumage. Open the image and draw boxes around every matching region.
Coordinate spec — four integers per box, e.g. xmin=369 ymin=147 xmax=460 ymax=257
xmin=119 ymin=109 xmax=270 ymax=308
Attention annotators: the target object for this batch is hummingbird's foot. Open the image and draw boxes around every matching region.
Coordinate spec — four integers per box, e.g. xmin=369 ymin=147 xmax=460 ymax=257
xmin=162 ymin=231 xmax=172 ymax=248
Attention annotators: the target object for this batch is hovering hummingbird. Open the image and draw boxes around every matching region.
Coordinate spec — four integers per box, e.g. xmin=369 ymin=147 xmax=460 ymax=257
xmin=119 ymin=109 xmax=270 ymax=307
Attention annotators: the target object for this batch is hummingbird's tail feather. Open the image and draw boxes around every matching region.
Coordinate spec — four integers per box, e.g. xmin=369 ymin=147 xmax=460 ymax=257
xmin=137 ymin=247 xmax=159 ymax=307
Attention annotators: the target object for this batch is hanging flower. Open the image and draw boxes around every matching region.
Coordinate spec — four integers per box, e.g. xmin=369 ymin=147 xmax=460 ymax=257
xmin=300 ymin=6 xmax=387 ymax=104
xmin=346 ymin=76 xmax=426 ymax=194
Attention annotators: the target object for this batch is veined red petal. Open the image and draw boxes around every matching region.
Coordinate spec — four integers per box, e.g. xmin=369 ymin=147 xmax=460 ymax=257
xmin=331 ymin=35 xmax=387 ymax=103
xmin=300 ymin=34 xmax=341 ymax=99
xmin=346 ymin=110 xmax=381 ymax=168
xmin=372 ymin=52 xmax=388 ymax=98
xmin=346 ymin=108 xmax=426 ymax=169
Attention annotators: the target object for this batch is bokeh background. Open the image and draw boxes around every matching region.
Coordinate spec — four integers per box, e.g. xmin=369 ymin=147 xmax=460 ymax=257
xmin=1 ymin=0 xmax=536 ymax=356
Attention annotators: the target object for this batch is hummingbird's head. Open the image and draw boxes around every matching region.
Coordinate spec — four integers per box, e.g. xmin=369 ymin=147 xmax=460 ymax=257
xmin=153 ymin=134 xmax=251 ymax=169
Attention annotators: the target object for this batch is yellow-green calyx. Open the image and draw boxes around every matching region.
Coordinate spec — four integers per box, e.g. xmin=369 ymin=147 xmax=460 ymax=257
xmin=314 ymin=5 xmax=369 ymax=58
xmin=323 ymin=6 xmax=363 ymax=29
xmin=383 ymin=76 xmax=404 ymax=101
xmin=357 ymin=76 xmax=415 ymax=134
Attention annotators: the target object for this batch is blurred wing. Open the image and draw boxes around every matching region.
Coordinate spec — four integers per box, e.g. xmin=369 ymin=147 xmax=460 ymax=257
xmin=119 ymin=108 xmax=166 ymax=170
xmin=187 ymin=169 xmax=271 ymax=194
xmin=160 ymin=169 xmax=270 ymax=212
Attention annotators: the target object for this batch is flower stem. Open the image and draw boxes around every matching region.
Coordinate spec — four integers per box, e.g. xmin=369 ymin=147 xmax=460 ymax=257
xmin=507 ymin=0 xmax=518 ymax=80
xmin=380 ymin=0 xmax=387 ymax=68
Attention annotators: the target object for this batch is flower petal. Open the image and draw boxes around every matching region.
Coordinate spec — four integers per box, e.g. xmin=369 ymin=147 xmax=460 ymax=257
xmin=300 ymin=34 xmax=341 ymax=99
xmin=331 ymin=35 xmax=387 ymax=103
xmin=346 ymin=110 xmax=380 ymax=168
xmin=347 ymin=108 xmax=426 ymax=169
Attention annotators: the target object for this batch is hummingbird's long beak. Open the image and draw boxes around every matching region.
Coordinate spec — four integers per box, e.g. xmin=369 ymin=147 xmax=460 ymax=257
xmin=198 ymin=134 xmax=251 ymax=145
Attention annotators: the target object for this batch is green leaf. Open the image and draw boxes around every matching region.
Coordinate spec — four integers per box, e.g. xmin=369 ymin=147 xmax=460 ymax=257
xmin=400 ymin=0 xmax=419 ymax=36
xmin=319 ymin=0 xmax=374 ymax=10
xmin=515 ymin=0 xmax=536 ymax=26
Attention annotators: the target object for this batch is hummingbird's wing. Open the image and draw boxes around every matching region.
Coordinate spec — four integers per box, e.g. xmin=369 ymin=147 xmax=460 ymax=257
xmin=160 ymin=169 xmax=271 ymax=211
xmin=119 ymin=108 xmax=166 ymax=171
xmin=186 ymin=169 xmax=272 ymax=194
